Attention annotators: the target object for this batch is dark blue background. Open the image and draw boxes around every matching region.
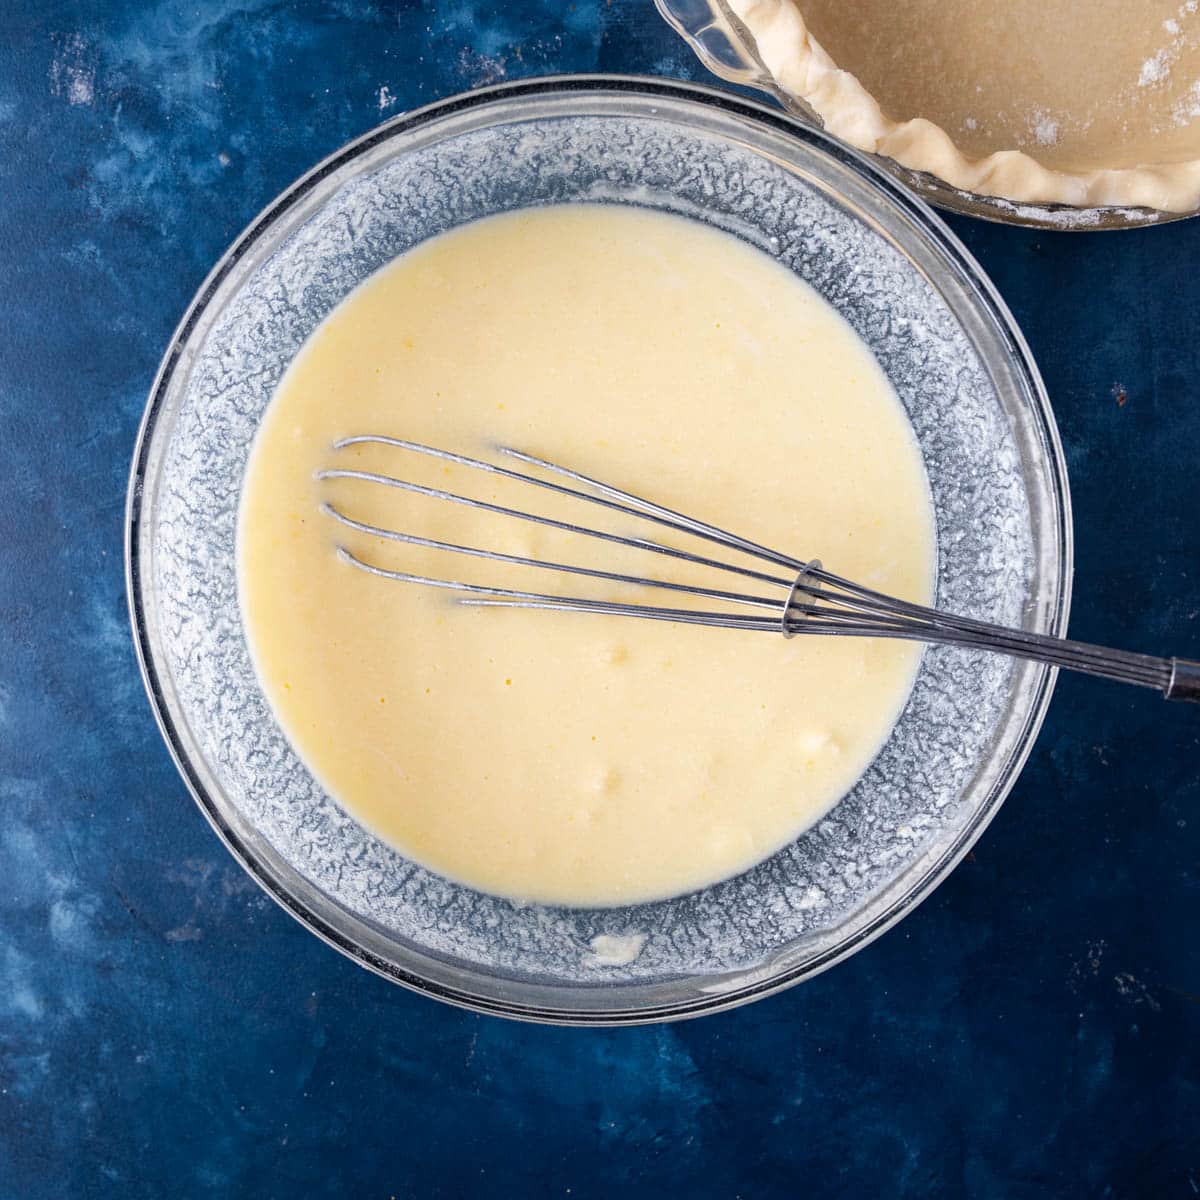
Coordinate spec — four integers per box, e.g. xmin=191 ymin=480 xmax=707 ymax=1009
xmin=2 ymin=2 xmax=1198 ymax=1195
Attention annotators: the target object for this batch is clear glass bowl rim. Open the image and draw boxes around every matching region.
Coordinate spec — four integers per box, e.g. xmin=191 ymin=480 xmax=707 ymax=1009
xmin=126 ymin=75 xmax=1073 ymax=1024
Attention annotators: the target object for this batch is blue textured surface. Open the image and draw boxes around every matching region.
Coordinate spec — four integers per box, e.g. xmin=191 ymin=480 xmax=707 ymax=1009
xmin=2 ymin=2 xmax=1198 ymax=1195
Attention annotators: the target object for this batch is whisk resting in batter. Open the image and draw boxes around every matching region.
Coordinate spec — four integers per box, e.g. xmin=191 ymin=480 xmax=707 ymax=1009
xmin=317 ymin=436 xmax=1200 ymax=703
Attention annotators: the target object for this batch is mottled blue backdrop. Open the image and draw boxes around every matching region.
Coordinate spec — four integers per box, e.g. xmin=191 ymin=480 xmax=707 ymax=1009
xmin=2 ymin=2 xmax=1198 ymax=1196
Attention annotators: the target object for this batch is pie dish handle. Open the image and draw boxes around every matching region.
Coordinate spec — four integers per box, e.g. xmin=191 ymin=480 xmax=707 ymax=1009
xmin=653 ymin=0 xmax=771 ymax=89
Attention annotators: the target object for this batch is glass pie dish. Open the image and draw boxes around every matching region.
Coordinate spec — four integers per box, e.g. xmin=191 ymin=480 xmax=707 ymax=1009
xmin=656 ymin=0 xmax=1199 ymax=230
xmin=126 ymin=76 xmax=1071 ymax=1024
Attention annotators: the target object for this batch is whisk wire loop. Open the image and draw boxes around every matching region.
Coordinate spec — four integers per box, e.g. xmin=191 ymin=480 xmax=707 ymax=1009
xmin=316 ymin=437 xmax=1200 ymax=703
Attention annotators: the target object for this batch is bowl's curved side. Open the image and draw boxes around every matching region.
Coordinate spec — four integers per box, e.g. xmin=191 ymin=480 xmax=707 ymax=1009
xmin=127 ymin=76 xmax=1071 ymax=1025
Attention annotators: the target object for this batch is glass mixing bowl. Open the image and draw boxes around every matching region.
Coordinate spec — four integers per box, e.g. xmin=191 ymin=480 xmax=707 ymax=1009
xmin=656 ymin=0 xmax=1197 ymax=231
xmin=126 ymin=76 xmax=1071 ymax=1024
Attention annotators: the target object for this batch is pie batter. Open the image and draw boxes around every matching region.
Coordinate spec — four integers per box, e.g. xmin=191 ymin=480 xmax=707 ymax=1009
xmin=238 ymin=204 xmax=936 ymax=907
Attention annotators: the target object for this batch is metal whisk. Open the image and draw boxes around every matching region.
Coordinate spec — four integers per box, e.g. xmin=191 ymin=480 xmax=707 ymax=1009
xmin=317 ymin=436 xmax=1200 ymax=703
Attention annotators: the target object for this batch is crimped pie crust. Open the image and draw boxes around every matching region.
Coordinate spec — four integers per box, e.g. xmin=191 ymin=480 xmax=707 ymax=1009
xmin=730 ymin=0 xmax=1200 ymax=212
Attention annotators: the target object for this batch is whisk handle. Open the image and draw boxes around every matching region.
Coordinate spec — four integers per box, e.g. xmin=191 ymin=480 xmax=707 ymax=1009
xmin=1167 ymin=658 xmax=1200 ymax=703
xmin=861 ymin=611 xmax=1200 ymax=702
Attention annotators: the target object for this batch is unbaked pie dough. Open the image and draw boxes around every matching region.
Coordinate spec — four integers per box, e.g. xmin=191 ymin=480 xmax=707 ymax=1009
xmin=729 ymin=0 xmax=1200 ymax=211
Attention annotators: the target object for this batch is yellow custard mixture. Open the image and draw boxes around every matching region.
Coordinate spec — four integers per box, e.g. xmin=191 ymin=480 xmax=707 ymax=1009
xmin=237 ymin=204 xmax=936 ymax=906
